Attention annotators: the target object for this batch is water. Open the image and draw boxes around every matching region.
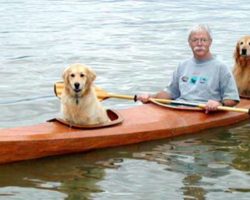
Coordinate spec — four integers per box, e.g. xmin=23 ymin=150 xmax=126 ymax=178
xmin=0 ymin=0 xmax=250 ymax=199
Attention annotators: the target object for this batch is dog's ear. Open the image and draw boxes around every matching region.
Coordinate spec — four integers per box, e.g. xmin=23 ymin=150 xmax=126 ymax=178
xmin=234 ymin=40 xmax=240 ymax=63
xmin=86 ymin=67 xmax=96 ymax=83
xmin=62 ymin=67 xmax=70 ymax=86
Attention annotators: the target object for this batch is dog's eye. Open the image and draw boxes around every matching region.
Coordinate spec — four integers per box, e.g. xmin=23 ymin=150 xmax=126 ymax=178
xmin=80 ymin=73 xmax=85 ymax=78
xmin=249 ymin=42 xmax=250 ymax=46
xmin=240 ymin=42 xmax=244 ymax=45
xmin=70 ymin=74 xmax=75 ymax=78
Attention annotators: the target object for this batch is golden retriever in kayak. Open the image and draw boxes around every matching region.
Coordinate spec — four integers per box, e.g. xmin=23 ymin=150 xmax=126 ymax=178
xmin=61 ymin=63 xmax=109 ymax=125
xmin=233 ymin=36 xmax=250 ymax=98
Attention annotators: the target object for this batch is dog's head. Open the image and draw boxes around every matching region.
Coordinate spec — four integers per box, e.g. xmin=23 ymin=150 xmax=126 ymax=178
xmin=63 ymin=63 xmax=96 ymax=96
xmin=234 ymin=36 xmax=250 ymax=67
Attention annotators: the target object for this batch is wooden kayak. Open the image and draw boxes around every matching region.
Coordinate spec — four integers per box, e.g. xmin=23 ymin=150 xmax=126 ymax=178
xmin=0 ymin=98 xmax=249 ymax=164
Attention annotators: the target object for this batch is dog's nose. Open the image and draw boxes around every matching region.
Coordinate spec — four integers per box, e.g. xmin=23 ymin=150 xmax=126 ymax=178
xmin=74 ymin=82 xmax=80 ymax=89
xmin=241 ymin=48 xmax=247 ymax=56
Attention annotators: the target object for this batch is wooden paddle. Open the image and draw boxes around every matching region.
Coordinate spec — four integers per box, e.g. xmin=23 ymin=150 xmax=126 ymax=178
xmin=54 ymin=81 xmax=250 ymax=114
xmin=54 ymin=81 xmax=136 ymax=101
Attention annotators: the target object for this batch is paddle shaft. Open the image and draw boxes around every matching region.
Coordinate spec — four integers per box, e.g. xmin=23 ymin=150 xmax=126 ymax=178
xmin=104 ymin=93 xmax=136 ymax=101
xmin=107 ymin=94 xmax=250 ymax=114
xmin=152 ymin=98 xmax=250 ymax=114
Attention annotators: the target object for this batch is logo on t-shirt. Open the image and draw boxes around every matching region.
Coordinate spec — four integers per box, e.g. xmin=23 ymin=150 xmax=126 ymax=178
xmin=181 ymin=75 xmax=208 ymax=85
xmin=199 ymin=77 xmax=207 ymax=84
xmin=190 ymin=76 xmax=198 ymax=84
xmin=181 ymin=76 xmax=189 ymax=82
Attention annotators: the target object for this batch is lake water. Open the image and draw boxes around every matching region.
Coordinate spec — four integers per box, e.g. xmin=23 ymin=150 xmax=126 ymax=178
xmin=0 ymin=0 xmax=250 ymax=199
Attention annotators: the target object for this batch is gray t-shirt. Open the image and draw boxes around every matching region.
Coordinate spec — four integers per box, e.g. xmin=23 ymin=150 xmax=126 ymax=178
xmin=165 ymin=56 xmax=240 ymax=103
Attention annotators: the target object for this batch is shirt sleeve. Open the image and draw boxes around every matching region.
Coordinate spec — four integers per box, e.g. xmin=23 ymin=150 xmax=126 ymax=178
xmin=220 ymin=66 xmax=240 ymax=102
xmin=164 ymin=65 xmax=180 ymax=99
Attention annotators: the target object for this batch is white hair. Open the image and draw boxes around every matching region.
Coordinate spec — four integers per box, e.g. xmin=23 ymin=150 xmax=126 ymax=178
xmin=188 ymin=24 xmax=212 ymax=41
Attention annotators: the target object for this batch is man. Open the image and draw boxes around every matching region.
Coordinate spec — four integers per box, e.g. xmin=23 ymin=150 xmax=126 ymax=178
xmin=138 ymin=24 xmax=240 ymax=113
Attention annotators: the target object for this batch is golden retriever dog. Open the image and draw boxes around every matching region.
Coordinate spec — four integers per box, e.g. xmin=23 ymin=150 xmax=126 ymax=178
xmin=61 ymin=63 xmax=110 ymax=125
xmin=233 ymin=36 xmax=250 ymax=97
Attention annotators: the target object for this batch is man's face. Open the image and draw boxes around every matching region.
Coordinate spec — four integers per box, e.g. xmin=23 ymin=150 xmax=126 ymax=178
xmin=189 ymin=31 xmax=212 ymax=60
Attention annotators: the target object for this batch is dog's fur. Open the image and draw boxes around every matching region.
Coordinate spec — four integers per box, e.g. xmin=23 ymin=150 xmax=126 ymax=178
xmin=233 ymin=36 xmax=250 ymax=97
xmin=61 ymin=63 xmax=109 ymax=125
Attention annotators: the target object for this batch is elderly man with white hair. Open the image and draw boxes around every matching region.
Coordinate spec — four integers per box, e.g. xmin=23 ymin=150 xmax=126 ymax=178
xmin=138 ymin=24 xmax=239 ymax=113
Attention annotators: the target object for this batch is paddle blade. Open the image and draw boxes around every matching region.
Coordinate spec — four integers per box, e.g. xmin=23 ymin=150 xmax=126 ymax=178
xmin=54 ymin=81 xmax=64 ymax=98
xmin=94 ymin=86 xmax=110 ymax=101
xmin=54 ymin=81 xmax=110 ymax=101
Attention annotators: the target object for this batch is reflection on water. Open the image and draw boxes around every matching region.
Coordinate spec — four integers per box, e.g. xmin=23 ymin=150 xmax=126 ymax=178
xmin=230 ymin=124 xmax=250 ymax=172
xmin=1 ymin=0 xmax=250 ymax=199
xmin=0 ymin=155 xmax=105 ymax=199
xmin=0 ymin=122 xmax=249 ymax=199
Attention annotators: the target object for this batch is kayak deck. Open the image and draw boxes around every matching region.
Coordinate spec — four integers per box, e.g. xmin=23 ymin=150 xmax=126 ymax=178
xmin=0 ymin=99 xmax=249 ymax=164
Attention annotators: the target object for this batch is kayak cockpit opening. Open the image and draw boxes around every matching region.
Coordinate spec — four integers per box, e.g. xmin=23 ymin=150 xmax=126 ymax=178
xmin=47 ymin=109 xmax=123 ymax=129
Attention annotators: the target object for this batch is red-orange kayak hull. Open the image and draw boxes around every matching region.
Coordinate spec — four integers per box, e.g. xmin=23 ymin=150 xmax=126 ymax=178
xmin=0 ymin=99 xmax=249 ymax=164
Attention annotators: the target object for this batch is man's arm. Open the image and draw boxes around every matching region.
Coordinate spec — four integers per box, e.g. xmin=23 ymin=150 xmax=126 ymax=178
xmin=222 ymin=99 xmax=239 ymax=107
xmin=137 ymin=90 xmax=171 ymax=103
xmin=205 ymin=99 xmax=239 ymax=113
